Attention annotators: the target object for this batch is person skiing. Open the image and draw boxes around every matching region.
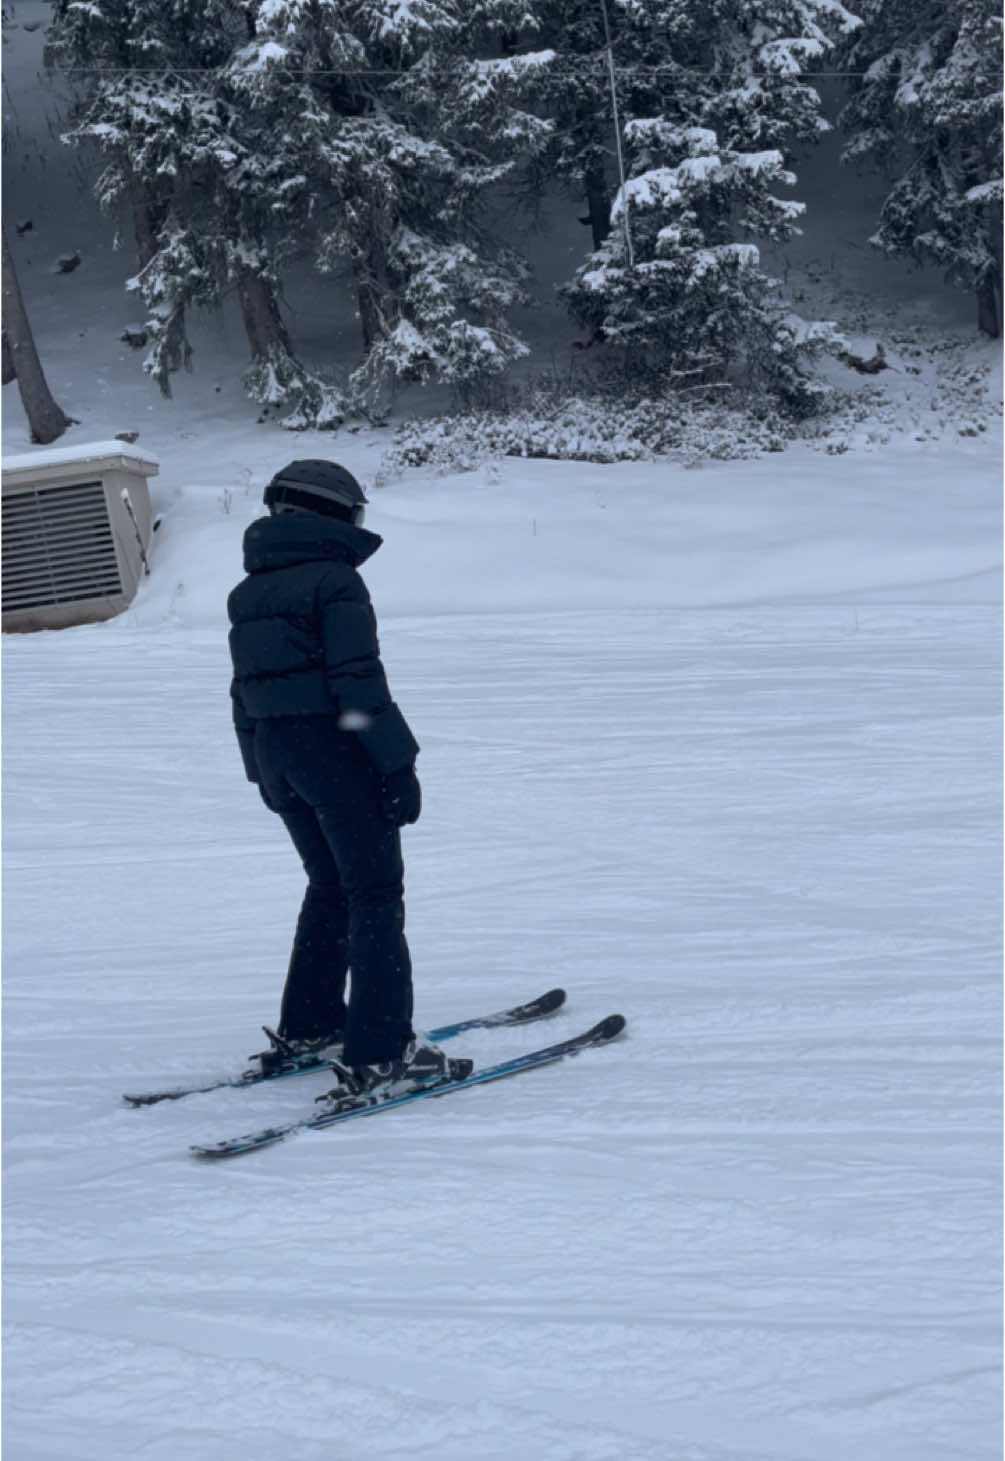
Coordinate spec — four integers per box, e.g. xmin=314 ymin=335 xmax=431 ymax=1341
xmin=227 ymin=459 xmax=469 ymax=1097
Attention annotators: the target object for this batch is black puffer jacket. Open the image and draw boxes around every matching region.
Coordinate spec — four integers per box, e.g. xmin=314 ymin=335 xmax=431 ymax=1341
xmin=227 ymin=514 xmax=419 ymax=783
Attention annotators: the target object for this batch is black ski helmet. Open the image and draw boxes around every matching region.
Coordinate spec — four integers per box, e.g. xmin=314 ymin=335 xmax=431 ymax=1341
xmin=264 ymin=460 xmax=368 ymax=524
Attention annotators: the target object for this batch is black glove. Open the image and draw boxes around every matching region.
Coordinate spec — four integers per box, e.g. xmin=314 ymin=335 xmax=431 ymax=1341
xmin=380 ymin=765 xmax=421 ymax=826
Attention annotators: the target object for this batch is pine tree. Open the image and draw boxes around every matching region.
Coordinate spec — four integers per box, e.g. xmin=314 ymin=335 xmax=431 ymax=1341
xmin=561 ymin=0 xmax=860 ymax=407
xmin=839 ymin=0 xmax=1003 ymax=337
xmin=48 ymin=0 xmax=555 ymax=423
xmin=46 ymin=0 xmax=332 ymax=412
xmin=344 ymin=36 xmax=553 ymax=412
xmin=45 ymin=0 xmax=234 ymax=393
xmin=237 ymin=0 xmax=554 ymax=418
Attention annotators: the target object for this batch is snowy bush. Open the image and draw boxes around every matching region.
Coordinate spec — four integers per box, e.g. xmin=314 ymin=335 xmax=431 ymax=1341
xmin=379 ymin=376 xmax=804 ymax=475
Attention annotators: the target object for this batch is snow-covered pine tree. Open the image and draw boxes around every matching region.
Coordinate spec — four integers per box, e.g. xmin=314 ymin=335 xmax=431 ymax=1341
xmin=838 ymin=0 xmax=1003 ymax=337
xmin=214 ymin=6 xmax=361 ymax=424
xmin=44 ymin=0 xmax=224 ymax=393
xmin=45 ymin=0 xmax=177 ymax=273
xmin=235 ymin=0 xmax=554 ymax=419
xmin=562 ymin=0 xmax=860 ymax=408
xmin=46 ymin=0 xmax=328 ymax=412
xmin=65 ymin=0 xmax=555 ymax=424
xmin=349 ymin=12 xmax=554 ymax=412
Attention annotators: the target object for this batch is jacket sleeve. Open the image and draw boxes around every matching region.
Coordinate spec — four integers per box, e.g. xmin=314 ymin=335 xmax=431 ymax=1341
xmin=230 ymin=679 xmax=261 ymax=783
xmin=319 ymin=572 xmax=419 ymax=776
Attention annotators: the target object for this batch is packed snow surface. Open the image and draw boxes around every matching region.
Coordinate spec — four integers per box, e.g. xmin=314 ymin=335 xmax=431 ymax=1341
xmin=4 ymin=436 xmax=1001 ymax=1461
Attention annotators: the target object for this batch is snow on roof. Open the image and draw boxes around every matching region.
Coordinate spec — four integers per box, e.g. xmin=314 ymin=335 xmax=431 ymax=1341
xmin=2 ymin=440 xmax=160 ymax=474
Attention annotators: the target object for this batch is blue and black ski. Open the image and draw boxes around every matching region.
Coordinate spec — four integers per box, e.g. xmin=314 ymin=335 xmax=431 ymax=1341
xmin=192 ymin=1014 xmax=626 ymax=1160
xmin=123 ymin=987 xmax=567 ymax=1107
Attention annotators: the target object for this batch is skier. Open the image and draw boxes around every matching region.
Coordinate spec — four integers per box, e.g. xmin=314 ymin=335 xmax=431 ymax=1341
xmin=227 ymin=459 xmax=468 ymax=1096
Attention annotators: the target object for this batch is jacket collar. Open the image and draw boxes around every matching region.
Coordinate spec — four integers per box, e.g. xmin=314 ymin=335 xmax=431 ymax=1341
xmin=242 ymin=513 xmax=383 ymax=573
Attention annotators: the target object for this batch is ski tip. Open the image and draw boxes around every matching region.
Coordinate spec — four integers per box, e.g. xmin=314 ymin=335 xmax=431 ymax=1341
xmin=592 ymin=1014 xmax=627 ymax=1042
xmin=539 ymin=987 xmax=567 ymax=1012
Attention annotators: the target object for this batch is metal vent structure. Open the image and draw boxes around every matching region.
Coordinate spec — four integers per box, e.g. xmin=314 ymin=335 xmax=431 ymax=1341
xmin=2 ymin=442 xmax=159 ymax=632
xmin=3 ymin=480 xmax=123 ymax=613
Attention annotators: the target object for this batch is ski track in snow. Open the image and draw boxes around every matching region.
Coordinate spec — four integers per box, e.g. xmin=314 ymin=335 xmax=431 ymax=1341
xmin=4 ymin=592 xmax=1001 ymax=1461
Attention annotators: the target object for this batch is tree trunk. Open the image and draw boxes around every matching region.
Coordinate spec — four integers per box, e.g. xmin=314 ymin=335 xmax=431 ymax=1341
xmin=125 ymin=178 xmax=192 ymax=396
xmin=130 ymin=175 xmax=167 ymax=271
xmin=237 ymin=267 xmax=304 ymax=406
xmin=572 ymin=106 xmax=611 ymax=251
xmin=237 ymin=268 xmax=292 ymax=361
xmin=583 ymin=164 xmax=612 ymax=250
xmin=1 ymin=224 xmax=72 ymax=444
xmin=351 ymin=202 xmax=391 ymax=353
xmin=977 ymin=270 xmax=1002 ymax=339
xmin=355 ymin=273 xmax=385 ymax=352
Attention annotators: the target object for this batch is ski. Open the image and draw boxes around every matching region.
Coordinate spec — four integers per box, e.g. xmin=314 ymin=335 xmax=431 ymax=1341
xmin=122 ymin=987 xmax=567 ymax=1107
xmin=191 ymin=1013 xmax=626 ymax=1160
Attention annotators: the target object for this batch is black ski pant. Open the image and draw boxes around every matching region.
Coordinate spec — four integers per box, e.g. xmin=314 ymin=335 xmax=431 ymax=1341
xmin=252 ymin=715 xmax=414 ymax=1067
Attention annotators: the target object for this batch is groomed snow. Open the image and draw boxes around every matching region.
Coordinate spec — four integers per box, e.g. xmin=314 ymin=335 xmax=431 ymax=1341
xmin=4 ymin=437 xmax=1001 ymax=1461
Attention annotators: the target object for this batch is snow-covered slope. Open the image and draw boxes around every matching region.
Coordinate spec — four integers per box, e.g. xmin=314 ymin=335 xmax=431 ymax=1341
xmin=4 ymin=432 xmax=1001 ymax=1461
xmin=3 ymin=11 xmax=1002 ymax=1461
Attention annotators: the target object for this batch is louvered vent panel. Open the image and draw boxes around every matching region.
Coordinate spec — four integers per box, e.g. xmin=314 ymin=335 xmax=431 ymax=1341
xmin=2 ymin=481 xmax=122 ymax=612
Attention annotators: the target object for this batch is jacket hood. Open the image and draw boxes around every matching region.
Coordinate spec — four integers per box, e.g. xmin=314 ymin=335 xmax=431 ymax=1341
xmin=242 ymin=513 xmax=383 ymax=574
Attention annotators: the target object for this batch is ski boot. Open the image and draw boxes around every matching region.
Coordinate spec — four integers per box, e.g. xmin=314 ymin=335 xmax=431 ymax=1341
xmin=252 ymin=1025 xmax=345 ymax=1077
xmin=320 ymin=1037 xmax=473 ymax=1104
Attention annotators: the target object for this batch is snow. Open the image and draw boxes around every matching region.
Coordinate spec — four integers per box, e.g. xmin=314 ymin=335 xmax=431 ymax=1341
xmin=231 ymin=37 xmax=293 ymax=76
xmin=678 ymin=153 xmax=723 ymax=183
xmin=966 ymin=180 xmax=1004 ymax=204
xmin=767 ymin=194 xmax=808 ymax=221
xmin=2 ymin=440 xmax=160 ymax=474
xmin=614 ymin=166 xmax=685 ymax=214
xmin=733 ymin=150 xmax=793 ymax=182
xmin=470 ymin=49 xmax=556 ymax=88
xmin=758 ymin=37 xmax=827 ymax=75
xmin=4 ymin=441 xmax=1001 ymax=1461
xmin=691 ymin=242 xmax=761 ymax=277
xmin=2 ymin=9 xmax=1002 ymax=1460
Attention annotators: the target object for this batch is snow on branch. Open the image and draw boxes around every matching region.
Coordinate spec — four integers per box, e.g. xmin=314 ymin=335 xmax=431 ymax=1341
xmin=966 ymin=179 xmax=1004 ymax=203
xmin=757 ymin=37 xmax=827 ymax=75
